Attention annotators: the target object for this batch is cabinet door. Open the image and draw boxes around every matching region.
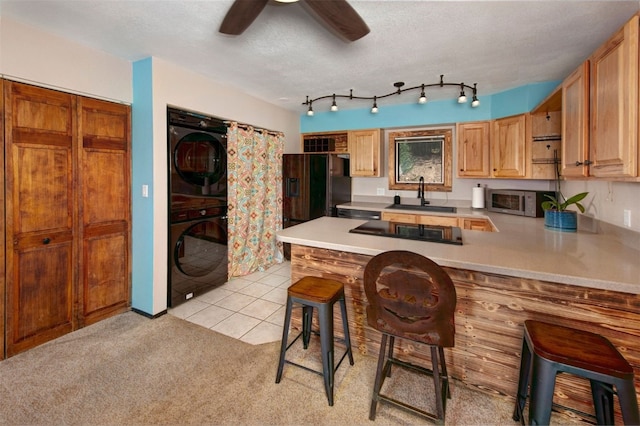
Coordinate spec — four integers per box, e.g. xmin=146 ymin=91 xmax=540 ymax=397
xmin=491 ymin=114 xmax=530 ymax=178
xmin=4 ymin=81 xmax=77 ymax=357
xmin=562 ymin=61 xmax=590 ymax=178
xmin=456 ymin=122 xmax=490 ymax=177
xmin=349 ymin=129 xmax=382 ymax=177
xmin=416 ymin=215 xmax=458 ymax=227
xmin=460 ymin=218 xmax=494 ymax=232
xmin=78 ymin=97 xmax=131 ymax=326
xmin=589 ymin=15 xmax=638 ymax=178
xmin=381 ymin=212 xmax=418 ymax=224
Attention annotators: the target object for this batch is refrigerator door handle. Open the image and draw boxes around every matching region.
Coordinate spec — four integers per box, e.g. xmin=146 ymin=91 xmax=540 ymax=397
xmin=286 ymin=177 xmax=299 ymax=197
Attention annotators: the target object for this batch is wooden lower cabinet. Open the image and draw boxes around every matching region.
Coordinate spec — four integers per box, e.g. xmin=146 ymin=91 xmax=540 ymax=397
xmin=381 ymin=211 xmax=494 ymax=232
xmin=3 ymin=81 xmax=131 ymax=357
xmin=289 ymin=245 xmax=640 ymax=425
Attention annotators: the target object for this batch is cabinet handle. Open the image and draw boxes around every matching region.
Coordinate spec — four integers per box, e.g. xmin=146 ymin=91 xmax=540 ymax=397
xmin=199 ymin=209 xmax=206 ymax=216
xmin=43 ymin=237 xmax=51 ymax=245
xmin=575 ymin=160 xmax=593 ymax=166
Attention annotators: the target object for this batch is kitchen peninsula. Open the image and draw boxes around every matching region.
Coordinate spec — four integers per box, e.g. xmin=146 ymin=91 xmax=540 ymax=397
xmin=276 ymin=208 xmax=640 ymax=421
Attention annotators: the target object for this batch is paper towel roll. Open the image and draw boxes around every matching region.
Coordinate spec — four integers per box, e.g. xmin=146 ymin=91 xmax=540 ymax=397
xmin=472 ymin=186 xmax=485 ymax=209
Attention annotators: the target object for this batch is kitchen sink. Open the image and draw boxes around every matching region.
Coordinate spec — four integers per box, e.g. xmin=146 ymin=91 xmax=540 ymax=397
xmin=386 ymin=204 xmax=457 ymax=213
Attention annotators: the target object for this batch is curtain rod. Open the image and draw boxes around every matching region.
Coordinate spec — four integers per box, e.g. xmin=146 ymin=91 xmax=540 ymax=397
xmin=224 ymin=120 xmax=282 ymax=136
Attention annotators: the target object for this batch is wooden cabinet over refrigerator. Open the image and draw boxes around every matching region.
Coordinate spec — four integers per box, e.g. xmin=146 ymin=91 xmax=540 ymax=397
xmin=2 ymin=80 xmax=131 ymax=358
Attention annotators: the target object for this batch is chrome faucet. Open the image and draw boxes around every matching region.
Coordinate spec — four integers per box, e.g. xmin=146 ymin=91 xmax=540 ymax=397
xmin=417 ymin=176 xmax=429 ymax=205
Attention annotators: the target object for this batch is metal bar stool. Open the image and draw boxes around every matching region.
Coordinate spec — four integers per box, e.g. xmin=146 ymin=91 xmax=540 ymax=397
xmin=364 ymin=250 xmax=457 ymax=423
xmin=275 ymin=276 xmax=354 ymax=406
xmin=513 ymin=320 xmax=640 ymax=425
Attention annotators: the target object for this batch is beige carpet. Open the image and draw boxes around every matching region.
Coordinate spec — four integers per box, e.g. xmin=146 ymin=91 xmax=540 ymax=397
xmin=0 ymin=311 xmax=583 ymax=425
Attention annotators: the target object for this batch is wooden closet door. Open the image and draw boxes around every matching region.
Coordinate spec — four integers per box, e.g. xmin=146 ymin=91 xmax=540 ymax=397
xmin=4 ymin=81 xmax=77 ymax=357
xmin=0 ymin=81 xmax=5 ymax=360
xmin=77 ymin=97 xmax=131 ymax=326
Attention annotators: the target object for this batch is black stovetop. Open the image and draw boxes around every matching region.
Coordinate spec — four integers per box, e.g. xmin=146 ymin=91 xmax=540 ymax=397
xmin=349 ymin=220 xmax=463 ymax=245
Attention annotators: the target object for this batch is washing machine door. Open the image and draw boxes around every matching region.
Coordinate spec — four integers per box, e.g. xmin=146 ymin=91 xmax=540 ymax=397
xmin=174 ymin=218 xmax=227 ymax=277
xmin=173 ymin=131 xmax=227 ymax=196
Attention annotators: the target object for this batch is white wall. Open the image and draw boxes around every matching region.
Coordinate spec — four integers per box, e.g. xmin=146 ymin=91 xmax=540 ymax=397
xmin=1 ymin=17 xmax=131 ymax=103
xmin=146 ymin=57 xmax=299 ymax=313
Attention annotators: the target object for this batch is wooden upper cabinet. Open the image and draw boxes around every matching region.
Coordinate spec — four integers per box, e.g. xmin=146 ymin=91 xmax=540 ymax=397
xmin=348 ymin=128 xmax=382 ymax=177
xmin=456 ymin=121 xmax=490 ymax=178
xmin=562 ymin=61 xmax=591 ymax=178
xmin=491 ymin=113 xmax=531 ymax=178
xmin=589 ymin=14 xmax=639 ymax=178
xmin=3 ymin=81 xmax=77 ymax=357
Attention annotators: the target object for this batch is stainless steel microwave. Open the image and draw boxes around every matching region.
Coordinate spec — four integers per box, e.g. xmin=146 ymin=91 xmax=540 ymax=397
xmin=487 ymin=190 xmax=554 ymax=217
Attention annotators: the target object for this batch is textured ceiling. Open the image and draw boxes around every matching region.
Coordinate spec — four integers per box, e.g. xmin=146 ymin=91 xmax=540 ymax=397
xmin=2 ymin=0 xmax=639 ymax=113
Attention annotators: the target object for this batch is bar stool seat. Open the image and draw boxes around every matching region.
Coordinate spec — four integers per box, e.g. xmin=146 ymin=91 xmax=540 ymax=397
xmin=275 ymin=276 xmax=354 ymax=406
xmin=513 ymin=320 xmax=640 ymax=425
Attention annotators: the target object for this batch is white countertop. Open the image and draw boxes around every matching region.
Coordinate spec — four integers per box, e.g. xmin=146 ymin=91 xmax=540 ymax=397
xmin=277 ymin=205 xmax=640 ymax=294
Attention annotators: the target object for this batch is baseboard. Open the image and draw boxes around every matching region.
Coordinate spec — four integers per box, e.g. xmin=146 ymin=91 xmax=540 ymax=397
xmin=131 ymin=307 xmax=167 ymax=319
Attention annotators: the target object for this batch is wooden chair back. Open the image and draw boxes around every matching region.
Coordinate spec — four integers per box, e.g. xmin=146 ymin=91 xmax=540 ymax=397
xmin=364 ymin=250 xmax=456 ymax=347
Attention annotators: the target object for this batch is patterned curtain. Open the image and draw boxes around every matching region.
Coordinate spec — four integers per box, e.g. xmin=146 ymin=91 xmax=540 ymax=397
xmin=227 ymin=122 xmax=284 ymax=277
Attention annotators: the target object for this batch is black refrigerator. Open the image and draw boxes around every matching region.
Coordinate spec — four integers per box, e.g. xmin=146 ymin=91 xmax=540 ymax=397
xmin=283 ymin=154 xmax=351 ymax=257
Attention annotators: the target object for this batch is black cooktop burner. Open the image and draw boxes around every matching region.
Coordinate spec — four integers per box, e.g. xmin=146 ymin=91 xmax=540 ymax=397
xmin=349 ymin=220 xmax=463 ymax=245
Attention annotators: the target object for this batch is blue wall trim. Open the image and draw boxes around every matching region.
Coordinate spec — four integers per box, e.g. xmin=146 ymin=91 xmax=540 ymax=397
xmin=131 ymin=58 xmax=155 ymax=315
xmin=300 ymin=80 xmax=561 ymax=133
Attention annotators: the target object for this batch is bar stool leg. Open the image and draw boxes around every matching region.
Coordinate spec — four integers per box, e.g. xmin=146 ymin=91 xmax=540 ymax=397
xmin=339 ymin=297 xmax=354 ymax=365
xmin=431 ymin=346 xmax=445 ymax=420
xmin=513 ymin=338 xmax=532 ymax=422
xmin=590 ymin=380 xmax=614 ymax=425
xmin=369 ymin=333 xmax=389 ymax=421
xmin=318 ymin=302 xmax=335 ymax=406
xmin=616 ymin=378 xmax=640 ymax=425
xmin=438 ymin=347 xmax=451 ymax=399
xmin=529 ymin=355 xmax=557 ymax=426
xmin=276 ymin=296 xmax=294 ymax=383
xmin=302 ymin=305 xmax=314 ymax=349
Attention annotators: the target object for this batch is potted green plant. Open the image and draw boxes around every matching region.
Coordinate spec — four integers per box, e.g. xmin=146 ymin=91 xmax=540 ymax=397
xmin=542 ymin=153 xmax=588 ymax=232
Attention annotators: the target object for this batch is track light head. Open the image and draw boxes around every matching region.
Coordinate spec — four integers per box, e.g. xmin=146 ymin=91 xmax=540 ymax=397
xmin=458 ymin=83 xmax=467 ymax=103
xmin=418 ymin=84 xmax=427 ymax=104
xmin=330 ymin=94 xmax=338 ymax=112
xmin=371 ymin=96 xmax=378 ymax=114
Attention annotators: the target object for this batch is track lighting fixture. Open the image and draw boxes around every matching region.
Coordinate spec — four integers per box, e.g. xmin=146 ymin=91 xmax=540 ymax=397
xmin=303 ymin=75 xmax=479 ymax=115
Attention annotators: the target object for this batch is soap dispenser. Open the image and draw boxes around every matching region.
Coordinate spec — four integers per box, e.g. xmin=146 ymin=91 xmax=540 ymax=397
xmin=394 ymin=192 xmax=401 ymax=205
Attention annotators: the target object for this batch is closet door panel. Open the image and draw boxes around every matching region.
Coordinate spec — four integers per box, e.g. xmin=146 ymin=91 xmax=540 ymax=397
xmin=78 ymin=97 xmax=131 ymax=326
xmin=4 ymin=81 xmax=77 ymax=357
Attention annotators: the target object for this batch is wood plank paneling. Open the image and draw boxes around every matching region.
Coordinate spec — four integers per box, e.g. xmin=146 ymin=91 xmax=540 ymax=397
xmin=289 ymin=244 xmax=640 ymax=423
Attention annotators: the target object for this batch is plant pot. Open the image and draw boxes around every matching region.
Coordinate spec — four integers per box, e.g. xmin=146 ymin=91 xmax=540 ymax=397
xmin=544 ymin=210 xmax=577 ymax=232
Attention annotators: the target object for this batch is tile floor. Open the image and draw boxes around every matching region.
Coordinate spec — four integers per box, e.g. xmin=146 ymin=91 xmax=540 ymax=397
xmin=168 ymin=261 xmax=291 ymax=345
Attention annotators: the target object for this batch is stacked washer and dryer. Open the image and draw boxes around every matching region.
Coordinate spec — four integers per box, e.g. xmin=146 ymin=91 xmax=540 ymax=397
xmin=167 ymin=107 xmax=228 ymax=307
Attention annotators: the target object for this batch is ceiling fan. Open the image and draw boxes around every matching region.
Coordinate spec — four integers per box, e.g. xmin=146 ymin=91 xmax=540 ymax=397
xmin=219 ymin=0 xmax=370 ymax=42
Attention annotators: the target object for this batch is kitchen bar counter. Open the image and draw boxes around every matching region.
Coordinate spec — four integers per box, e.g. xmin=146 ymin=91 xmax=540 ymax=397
xmin=276 ymin=213 xmax=640 ymax=421
xmin=277 ymin=213 xmax=640 ymax=294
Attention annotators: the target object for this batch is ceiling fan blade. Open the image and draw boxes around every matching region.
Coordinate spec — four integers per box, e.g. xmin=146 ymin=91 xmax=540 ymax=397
xmin=219 ymin=0 xmax=269 ymax=36
xmin=303 ymin=0 xmax=370 ymax=42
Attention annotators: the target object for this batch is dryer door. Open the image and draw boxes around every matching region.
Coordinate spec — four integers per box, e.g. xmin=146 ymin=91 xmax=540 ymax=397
xmin=172 ymin=130 xmax=227 ymax=196
xmin=174 ymin=218 xmax=227 ymax=277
